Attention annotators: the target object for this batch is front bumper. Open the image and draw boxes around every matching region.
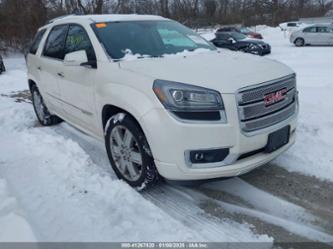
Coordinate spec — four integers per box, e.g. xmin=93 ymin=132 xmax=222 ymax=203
xmin=248 ymin=46 xmax=271 ymax=56
xmin=139 ymin=93 xmax=298 ymax=181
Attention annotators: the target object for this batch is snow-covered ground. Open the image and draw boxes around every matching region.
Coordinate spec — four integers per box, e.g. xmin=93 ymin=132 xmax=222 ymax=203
xmin=0 ymin=27 xmax=333 ymax=243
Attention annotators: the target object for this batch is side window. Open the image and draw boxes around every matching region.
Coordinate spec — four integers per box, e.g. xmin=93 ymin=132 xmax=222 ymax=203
xmin=317 ymin=27 xmax=329 ymax=33
xmin=216 ymin=34 xmax=229 ymax=41
xmin=287 ymin=23 xmax=297 ymax=27
xmin=43 ymin=25 xmax=69 ymax=60
xmin=64 ymin=25 xmax=96 ymax=61
xmin=29 ymin=29 xmax=46 ymax=55
xmin=303 ymin=27 xmax=317 ymax=33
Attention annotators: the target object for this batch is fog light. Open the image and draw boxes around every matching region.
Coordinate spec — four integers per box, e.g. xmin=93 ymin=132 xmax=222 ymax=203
xmin=189 ymin=148 xmax=229 ymax=164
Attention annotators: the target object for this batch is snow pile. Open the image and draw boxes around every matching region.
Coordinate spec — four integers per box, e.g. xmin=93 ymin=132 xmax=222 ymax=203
xmin=0 ymin=179 xmax=36 ymax=242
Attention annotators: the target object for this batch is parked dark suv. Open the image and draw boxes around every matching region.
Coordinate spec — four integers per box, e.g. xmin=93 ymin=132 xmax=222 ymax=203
xmin=217 ymin=26 xmax=263 ymax=39
xmin=212 ymin=32 xmax=271 ymax=56
xmin=0 ymin=55 xmax=5 ymax=74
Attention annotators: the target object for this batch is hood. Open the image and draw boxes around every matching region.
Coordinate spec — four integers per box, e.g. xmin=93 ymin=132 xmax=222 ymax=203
xmin=119 ymin=50 xmax=294 ymax=94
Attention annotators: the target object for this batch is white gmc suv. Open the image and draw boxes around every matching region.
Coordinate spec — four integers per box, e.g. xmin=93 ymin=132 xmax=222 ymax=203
xmin=27 ymin=14 xmax=298 ymax=190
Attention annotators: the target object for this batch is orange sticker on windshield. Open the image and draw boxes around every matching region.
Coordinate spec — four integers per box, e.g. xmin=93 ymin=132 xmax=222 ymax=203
xmin=95 ymin=23 xmax=107 ymax=28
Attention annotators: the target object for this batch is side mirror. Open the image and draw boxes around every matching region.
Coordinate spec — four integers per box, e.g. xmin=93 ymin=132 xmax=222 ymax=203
xmin=227 ymin=38 xmax=235 ymax=44
xmin=64 ymin=50 xmax=88 ymax=67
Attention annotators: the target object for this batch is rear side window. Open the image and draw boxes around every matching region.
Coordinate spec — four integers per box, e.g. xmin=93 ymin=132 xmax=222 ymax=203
xmin=216 ymin=34 xmax=229 ymax=40
xmin=29 ymin=29 xmax=46 ymax=55
xmin=303 ymin=27 xmax=317 ymax=33
xmin=317 ymin=27 xmax=329 ymax=33
xmin=64 ymin=25 xmax=96 ymax=61
xmin=43 ymin=25 xmax=69 ymax=60
xmin=287 ymin=23 xmax=297 ymax=27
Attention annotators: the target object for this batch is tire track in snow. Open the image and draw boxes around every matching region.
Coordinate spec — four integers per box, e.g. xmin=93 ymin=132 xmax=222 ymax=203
xmin=197 ymin=179 xmax=333 ymax=243
xmin=240 ymin=164 xmax=333 ymax=233
xmin=143 ymin=184 xmax=271 ymax=242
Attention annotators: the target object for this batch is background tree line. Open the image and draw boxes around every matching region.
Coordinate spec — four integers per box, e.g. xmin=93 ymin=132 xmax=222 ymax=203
xmin=0 ymin=0 xmax=332 ymax=51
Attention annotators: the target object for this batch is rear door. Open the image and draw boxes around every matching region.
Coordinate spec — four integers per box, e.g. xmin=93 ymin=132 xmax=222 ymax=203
xmin=26 ymin=28 xmax=46 ymax=89
xmin=39 ymin=24 xmax=69 ymax=114
xmin=317 ymin=26 xmax=331 ymax=45
xmin=328 ymin=27 xmax=333 ymax=45
xmin=58 ymin=24 xmax=98 ymax=132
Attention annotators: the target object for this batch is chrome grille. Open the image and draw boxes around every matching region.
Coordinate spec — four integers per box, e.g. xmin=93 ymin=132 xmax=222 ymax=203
xmin=237 ymin=75 xmax=297 ymax=133
xmin=238 ymin=76 xmax=296 ymax=105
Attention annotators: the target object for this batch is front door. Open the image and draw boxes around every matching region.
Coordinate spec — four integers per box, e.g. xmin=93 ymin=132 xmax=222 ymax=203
xmin=58 ymin=24 xmax=98 ymax=133
xmin=303 ymin=26 xmax=318 ymax=45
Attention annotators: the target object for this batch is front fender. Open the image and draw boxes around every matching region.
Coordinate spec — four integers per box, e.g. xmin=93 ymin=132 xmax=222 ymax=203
xmin=96 ymin=82 xmax=157 ymax=135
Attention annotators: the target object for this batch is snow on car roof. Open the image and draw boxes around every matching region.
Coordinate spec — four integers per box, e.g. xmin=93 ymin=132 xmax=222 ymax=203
xmin=49 ymin=14 xmax=168 ymax=25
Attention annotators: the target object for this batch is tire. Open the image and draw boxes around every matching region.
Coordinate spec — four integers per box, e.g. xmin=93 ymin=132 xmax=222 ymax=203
xmin=0 ymin=62 xmax=4 ymax=74
xmin=105 ymin=113 xmax=159 ymax=190
xmin=294 ymin=38 xmax=305 ymax=47
xmin=30 ymin=85 xmax=62 ymax=126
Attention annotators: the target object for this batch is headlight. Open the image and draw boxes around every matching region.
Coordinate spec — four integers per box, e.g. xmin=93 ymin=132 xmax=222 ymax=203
xmin=249 ymin=44 xmax=258 ymax=50
xmin=153 ymin=79 xmax=227 ymax=122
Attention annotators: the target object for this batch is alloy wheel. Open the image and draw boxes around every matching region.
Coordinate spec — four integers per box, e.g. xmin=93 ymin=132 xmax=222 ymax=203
xmin=110 ymin=125 xmax=143 ymax=181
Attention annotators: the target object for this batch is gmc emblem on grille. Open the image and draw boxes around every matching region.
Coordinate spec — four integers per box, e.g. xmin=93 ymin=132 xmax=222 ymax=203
xmin=264 ymin=88 xmax=287 ymax=106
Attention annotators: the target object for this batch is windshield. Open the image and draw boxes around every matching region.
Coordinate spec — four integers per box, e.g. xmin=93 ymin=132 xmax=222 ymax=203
xmin=93 ymin=20 xmax=215 ymax=60
xmin=240 ymin=27 xmax=252 ymax=33
xmin=230 ymin=32 xmax=247 ymax=41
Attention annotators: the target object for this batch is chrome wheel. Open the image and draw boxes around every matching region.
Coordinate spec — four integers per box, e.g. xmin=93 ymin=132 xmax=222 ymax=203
xmin=33 ymin=90 xmax=47 ymax=121
xmin=110 ymin=125 xmax=143 ymax=181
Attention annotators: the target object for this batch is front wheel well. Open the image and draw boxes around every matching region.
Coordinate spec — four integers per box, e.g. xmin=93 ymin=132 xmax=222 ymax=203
xmin=294 ymin=37 xmax=304 ymax=43
xmin=28 ymin=79 xmax=36 ymax=91
xmin=102 ymin=105 xmax=142 ymax=131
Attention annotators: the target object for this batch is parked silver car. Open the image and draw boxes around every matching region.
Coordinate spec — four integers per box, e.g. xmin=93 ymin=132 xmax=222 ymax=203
xmin=290 ymin=24 xmax=333 ymax=46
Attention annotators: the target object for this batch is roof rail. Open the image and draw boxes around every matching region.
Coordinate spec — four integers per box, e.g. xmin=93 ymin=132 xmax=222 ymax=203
xmin=47 ymin=14 xmax=78 ymax=24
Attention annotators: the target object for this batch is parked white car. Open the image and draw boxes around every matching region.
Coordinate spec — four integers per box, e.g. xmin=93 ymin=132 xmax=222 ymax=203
xmin=290 ymin=24 xmax=333 ymax=46
xmin=27 ymin=15 xmax=298 ymax=190
xmin=279 ymin=21 xmax=304 ymax=32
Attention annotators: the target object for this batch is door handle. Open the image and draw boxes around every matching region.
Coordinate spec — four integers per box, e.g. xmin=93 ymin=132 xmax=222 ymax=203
xmin=57 ymin=72 xmax=64 ymax=78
